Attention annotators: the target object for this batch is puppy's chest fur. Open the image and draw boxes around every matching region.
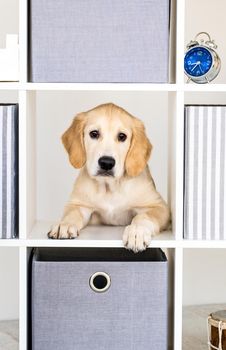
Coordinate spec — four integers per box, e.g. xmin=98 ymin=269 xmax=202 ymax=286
xmin=91 ymin=182 xmax=134 ymax=225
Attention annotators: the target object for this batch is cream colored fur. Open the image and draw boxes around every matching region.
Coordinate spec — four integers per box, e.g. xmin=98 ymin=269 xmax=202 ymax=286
xmin=48 ymin=103 xmax=170 ymax=252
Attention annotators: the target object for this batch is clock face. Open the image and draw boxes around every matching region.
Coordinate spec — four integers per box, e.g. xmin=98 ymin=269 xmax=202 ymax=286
xmin=184 ymin=46 xmax=213 ymax=77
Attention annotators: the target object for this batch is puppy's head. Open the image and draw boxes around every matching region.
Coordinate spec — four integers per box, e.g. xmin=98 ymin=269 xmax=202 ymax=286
xmin=62 ymin=103 xmax=152 ymax=179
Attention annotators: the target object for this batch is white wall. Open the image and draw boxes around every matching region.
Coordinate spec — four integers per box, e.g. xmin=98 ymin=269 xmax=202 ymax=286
xmin=0 ymin=90 xmax=18 ymax=103
xmin=185 ymin=92 xmax=226 ymax=106
xmin=0 ymin=248 xmax=19 ymax=320
xmin=185 ymin=0 xmax=226 ymax=83
xmin=183 ymin=249 xmax=226 ymax=306
xmin=0 ymin=0 xmax=18 ymax=47
xmin=36 ymin=91 xmax=169 ymax=221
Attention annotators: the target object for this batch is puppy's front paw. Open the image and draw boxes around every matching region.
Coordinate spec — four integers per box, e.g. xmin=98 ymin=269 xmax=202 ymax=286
xmin=48 ymin=222 xmax=79 ymax=239
xmin=123 ymin=224 xmax=153 ymax=253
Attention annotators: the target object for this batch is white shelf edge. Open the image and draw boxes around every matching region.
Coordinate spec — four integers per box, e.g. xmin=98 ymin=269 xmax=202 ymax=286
xmin=2 ymin=82 xmax=226 ymax=92
xmin=180 ymin=240 xmax=226 ymax=248
xmin=24 ymin=83 xmax=178 ymax=91
xmin=2 ymin=239 xmax=226 ymax=248
xmin=0 ymin=82 xmax=20 ymax=90
xmin=24 ymin=223 xmax=175 ymax=248
xmin=0 ymin=239 xmax=175 ymax=248
xmin=0 ymin=82 xmax=176 ymax=91
xmin=26 ymin=239 xmax=177 ymax=248
xmin=0 ymin=239 xmax=21 ymax=247
xmin=0 ymin=240 xmax=175 ymax=248
xmin=0 ymin=238 xmax=226 ymax=249
xmin=183 ymin=84 xmax=226 ymax=92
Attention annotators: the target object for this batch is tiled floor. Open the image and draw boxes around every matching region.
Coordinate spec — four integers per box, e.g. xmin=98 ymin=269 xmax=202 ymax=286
xmin=183 ymin=304 xmax=226 ymax=350
xmin=0 ymin=320 xmax=19 ymax=350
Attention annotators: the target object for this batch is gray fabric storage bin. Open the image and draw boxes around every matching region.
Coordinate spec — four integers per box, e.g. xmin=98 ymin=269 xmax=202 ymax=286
xmin=184 ymin=105 xmax=226 ymax=240
xmin=29 ymin=0 xmax=170 ymax=83
xmin=31 ymin=248 xmax=168 ymax=350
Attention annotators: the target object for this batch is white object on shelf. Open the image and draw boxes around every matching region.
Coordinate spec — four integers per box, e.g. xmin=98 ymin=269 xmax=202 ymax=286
xmin=0 ymin=34 xmax=19 ymax=81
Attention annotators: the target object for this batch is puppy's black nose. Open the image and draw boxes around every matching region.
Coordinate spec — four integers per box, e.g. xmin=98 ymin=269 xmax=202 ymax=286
xmin=98 ymin=156 xmax=115 ymax=171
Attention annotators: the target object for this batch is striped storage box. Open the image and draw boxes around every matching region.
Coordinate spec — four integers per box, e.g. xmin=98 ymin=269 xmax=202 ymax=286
xmin=184 ymin=105 xmax=226 ymax=240
xmin=0 ymin=104 xmax=19 ymax=238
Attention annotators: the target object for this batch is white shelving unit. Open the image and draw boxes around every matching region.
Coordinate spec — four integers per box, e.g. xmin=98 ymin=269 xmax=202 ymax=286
xmin=0 ymin=0 xmax=226 ymax=349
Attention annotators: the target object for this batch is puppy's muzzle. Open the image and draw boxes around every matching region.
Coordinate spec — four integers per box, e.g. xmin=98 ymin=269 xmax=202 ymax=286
xmin=97 ymin=156 xmax=115 ymax=176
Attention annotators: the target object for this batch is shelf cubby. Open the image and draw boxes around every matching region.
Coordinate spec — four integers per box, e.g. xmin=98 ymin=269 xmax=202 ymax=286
xmin=0 ymin=247 xmax=19 ymax=348
xmin=22 ymin=91 xmax=177 ymax=245
xmin=185 ymin=0 xmax=226 ymax=84
xmin=183 ymin=249 xmax=226 ymax=350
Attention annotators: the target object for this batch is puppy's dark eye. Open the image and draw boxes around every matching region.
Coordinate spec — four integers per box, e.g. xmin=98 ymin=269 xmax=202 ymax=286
xmin=89 ymin=130 xmax=100 ymax=139
xmin=118 ymin=133 xmax=127 ymax=142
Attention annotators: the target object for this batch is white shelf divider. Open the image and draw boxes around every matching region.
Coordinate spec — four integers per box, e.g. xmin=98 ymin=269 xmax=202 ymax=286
xmin=19 ymin=90 xmax=36 ymax=240
xmin=174 ymin=247 xmax=183 ymax=350
xmin=25 ymin=91 xmax=36 ymax=239
xmin=19 ymin=0 xmax=28 ymax=83
xmin=19 ymin=90 xmax=27 ymax=240
xmin=175 ymin=91 xmax=185 ymax=240
xmin=176 ymin=0 xmax=185 ymax=85
xmin=19 ymin=246 xmax=28 ymax=350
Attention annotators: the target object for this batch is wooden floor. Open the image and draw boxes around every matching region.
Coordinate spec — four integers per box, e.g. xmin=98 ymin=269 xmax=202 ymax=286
xmin=0 ymin=320 xmax=19 ymax=350
xmin=183 ymin=304 xmax=226 ymax=350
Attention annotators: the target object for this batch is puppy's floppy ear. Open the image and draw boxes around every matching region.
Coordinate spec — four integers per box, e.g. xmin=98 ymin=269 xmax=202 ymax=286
xmin=125 ymin=117 xmax=152 ymax=177
xmin=62 ymin=113 xmax=86 ymax=169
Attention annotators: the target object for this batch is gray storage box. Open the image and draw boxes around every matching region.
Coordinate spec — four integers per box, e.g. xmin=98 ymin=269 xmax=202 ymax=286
xmin=29 ymin=0 xmax=170 ymax=83
xmin=0 ymin=104 xmax=18 ymax=239
xmin=184 ymin=105 xmax=226 ymax=240
xmin=32 ymin=248 xmax=168 ymax=350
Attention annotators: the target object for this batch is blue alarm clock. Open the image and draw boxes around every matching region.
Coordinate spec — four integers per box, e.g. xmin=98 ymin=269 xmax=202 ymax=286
xmin=184 ymin=32 xmax=221 ymax=84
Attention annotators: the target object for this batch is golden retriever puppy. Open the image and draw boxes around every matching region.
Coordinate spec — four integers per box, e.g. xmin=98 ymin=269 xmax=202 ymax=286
xmin=48 ymin=103 xmax=170 ymax=252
